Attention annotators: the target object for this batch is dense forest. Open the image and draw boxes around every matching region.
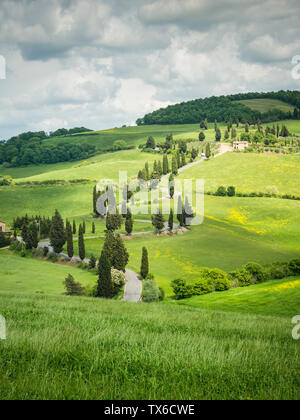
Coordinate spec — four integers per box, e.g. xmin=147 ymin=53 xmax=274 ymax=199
xmin=0 ymin=127 xmax=96 ymax=167
xmin=136 ymin=91 xmax=300 ymax=126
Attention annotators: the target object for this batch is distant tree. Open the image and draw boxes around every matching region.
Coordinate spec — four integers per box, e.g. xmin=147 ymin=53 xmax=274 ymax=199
xmin=158 ymin=160 xmax=162 ymax=177
xmin=72 ymin=220 xmax=76 ymax=235
xmin=103 ymin=232 xmax=129 ymax=272
xmin=97 ymin=249 xmax=113 ymax=298
xmin=199 ymin=132 xmax=206 ymax=142
xmin=0 ymin=231 xmax=7 ymax=248
xmin=141 ymin=247 xmax=149 ymax=279
xmin=168 ymin=209 xmax=174 ymax=231
xmin=191 ymin=148 xmax=198 ymax=160
xmin=181 ymin=153 xmax=186 ymax=167
xmin=227 ymin=186 xmax=236 ymax=197
xmin=89 ymin=254 xmax=97 ymax=269
xmin=66 ymin=220 xmax=74 ymax=258
xmin=231 ymin=128 xmax=237 ymax=139
xmin=184 ymin=197 xmax=194 ymax=226
xmin=92 ymin=222 xmax=95 ymax=234
xmin=280 ymin=125 xmax=290 ymax=137
xmin=215 ymin=127 xmax=222 ymax=142
xmin=145 ymin=162 xmax=150 ymax=180
xmin=177 ymin=196 xmax=184 ymax=227
xmin=172 ymin=155 xmax=178 ymax=175
xmin=224 ymin=129 xmax=229 ymax=140
xmin=82 ymin=220 xmax=86 ymax=234
xmin=125 ymin=209 xmax=133 ymax=235
xmin=205 ymin=143 xmax=211 ymax=159
xmin=146 ymin=136 xmax=156 ymax=149
xmin=50 ymin=210 xmax=66 ymax=254
xmin=106 ymin=211 xmax=122 ymax=232
xmin=152 ymin=210 xmax=165 ymax=232
xmin=64 ymin=274 xmax=84 ymax=296
xmin=163 ymin=154 xmax=169 ymax=175
xmin=178 ymin=140 xmax=187 ymax=154
xmin=169 ymin=174 xmax=175 ymax=199
xmin=245 ymin=123 xmax=249 ymax=133
xmin=78 ymin=224 xmax=85 ymax=261
xmin=216 ymin=186 xmax=227 ymax=196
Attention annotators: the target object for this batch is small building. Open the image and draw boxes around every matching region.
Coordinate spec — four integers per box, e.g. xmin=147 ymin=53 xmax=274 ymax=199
xmin=0 ymin=221 xmax=10 ymax=234
xmin=233 ymin=141 xmax=249 ymax=151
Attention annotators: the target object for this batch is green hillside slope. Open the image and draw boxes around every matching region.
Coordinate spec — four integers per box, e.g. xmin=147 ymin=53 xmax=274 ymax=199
xmin=0 ymin=289 xmax=299 ymax=400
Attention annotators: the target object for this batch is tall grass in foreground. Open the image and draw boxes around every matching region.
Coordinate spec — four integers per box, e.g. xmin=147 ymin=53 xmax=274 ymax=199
xmin=0 ymin=291 xmax=299 ymax=400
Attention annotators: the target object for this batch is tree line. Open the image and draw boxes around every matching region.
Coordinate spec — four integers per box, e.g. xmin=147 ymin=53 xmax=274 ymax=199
xmin=136 ymin=91 xmax=300 ymax=126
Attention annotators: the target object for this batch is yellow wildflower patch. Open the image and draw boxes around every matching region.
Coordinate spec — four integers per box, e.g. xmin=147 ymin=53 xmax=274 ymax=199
xmin=273 ymin=280 xmax=300 ymax=292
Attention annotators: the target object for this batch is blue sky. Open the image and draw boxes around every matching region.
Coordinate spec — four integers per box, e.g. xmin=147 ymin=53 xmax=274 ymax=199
xmin=0 ymin=0 xmax=300 ymax=138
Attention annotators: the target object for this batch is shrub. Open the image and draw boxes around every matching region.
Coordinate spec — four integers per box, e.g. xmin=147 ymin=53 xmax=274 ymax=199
xmin=143 ymin=279 xmax=161 ymax=303
xmin=227 ymin=186 xmax=236 ymax=197
xmin=268 ymin=262 xmax=292 ymax=279
xmin=171 ymin=279 xmax=193 ymax=300
xmin=288 ymin=259 xmax=300 ymax=275
xmin=63 ymin=274 xmax=85 ymax=296
xmin=244 ymin=262 xmax=267 ymax=283
xmin=193 ymin=278 xmax=214 ymax=295
xmin=216 ymin=186 xmax=227 ymax=196
xmin=43 ymin=247 xmax=49 ymax=257
xmin=205 ymin=269 xmax=230 ymax=291
xmin=47 ymin=253 xmax=58 ymax=262
xmin=229 ymin=269 xmax=252 ymax=287
xmin=111 ymin=268 xmax=126 ymax=296
xmin=158 ymin=287 xmax=165 ymax=301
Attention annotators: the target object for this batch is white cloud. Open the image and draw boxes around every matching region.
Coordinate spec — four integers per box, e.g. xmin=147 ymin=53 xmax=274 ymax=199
xmin=0 ymin=0 xmax=300 ymax=138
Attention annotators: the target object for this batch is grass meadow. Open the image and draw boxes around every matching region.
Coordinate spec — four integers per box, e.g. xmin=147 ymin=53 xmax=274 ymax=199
xmin=236 ymin=98 xmax=295 ymax=113
xmin=0 ymin=290 xmax=299 ymax=400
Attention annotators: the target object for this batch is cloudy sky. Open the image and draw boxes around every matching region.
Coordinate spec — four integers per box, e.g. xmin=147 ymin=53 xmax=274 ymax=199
xmin=0 ymin=0 xmax=300 ymax=138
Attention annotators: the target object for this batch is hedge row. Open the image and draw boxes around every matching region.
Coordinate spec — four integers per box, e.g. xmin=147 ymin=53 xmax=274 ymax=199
xmin=171 ymin=260 xmax=300 ymax=300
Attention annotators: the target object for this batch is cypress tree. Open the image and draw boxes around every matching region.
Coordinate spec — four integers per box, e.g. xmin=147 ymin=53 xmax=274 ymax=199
xmin=50 ymin=210 xmax=66 ymax=254
xmin=66 ymin=221 xmax=74 ymax=258
xmin=78 ymin=224 xmax=85 ymax=261
xmin=163 ymin=154 xmax=169 ymax=175
xmin=73 ymin=220 xmax=76 ymax=235
xmin=172 ymin=155 xmax=178 ymax=175
xmin=92 ymin=222 xmax=96 ymax=234
xmin=177 ymin=196 xmax=184 ymax=227
xmin=97 ymin=249 xmax=113 ymax=298
xmin=169 ymin=174 xmax=175 ymax=199
xmin=145 ymin=162 xmax=149 ymax=180
xmin=176 ymin=150 xmax=180 ymax=168
xmin=168 ymin=209 xmax=174 ymax=231
xmin=21 ymin=223 xmax=30 ymax=248
xmin=205 ymin=143 xmax=211 ymax=159
xmin=82 ymin=220 xmax=86 ymax=234
xmin=93 ymin=186 xmax=97 ymax=215
xmin=125 ymin=209 xmax=133 ymax=235
xmin=158 ymin=160 xmax=162 ymax=177
xmin=215 ymin=127 xmax=222 ymax=142
xmin=184 ymin=197 xmax=194 ymax=226
xmin=141 ymin=247 xmax=149 ymax=279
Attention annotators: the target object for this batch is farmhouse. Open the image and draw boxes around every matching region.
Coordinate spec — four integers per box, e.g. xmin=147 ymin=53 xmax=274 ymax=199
xmin=233 ymin=141 xmax=249 ymax=151
xmin=0 ymin=221 xmax=10 ymax=234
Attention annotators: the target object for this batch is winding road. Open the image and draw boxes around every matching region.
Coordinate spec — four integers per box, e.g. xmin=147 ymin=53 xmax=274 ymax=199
xmin=18 ymin=145 xmax=231 ymax=302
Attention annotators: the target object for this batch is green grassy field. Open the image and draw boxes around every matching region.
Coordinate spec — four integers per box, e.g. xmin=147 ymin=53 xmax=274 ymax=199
xmin=236 ymin=99 xmax=295 ymax=113
xmin=178 ymin=152 xmax=300 ymax=195
xmin=0 ymin=289 xmax=299 ymax=400
xmin=175 ymin=276 xmax=300 ymax=318
xmin=71 ymin=196 xmax=300 ymax=294
xmin=0 ymin=249 xmax=96 ymax=295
